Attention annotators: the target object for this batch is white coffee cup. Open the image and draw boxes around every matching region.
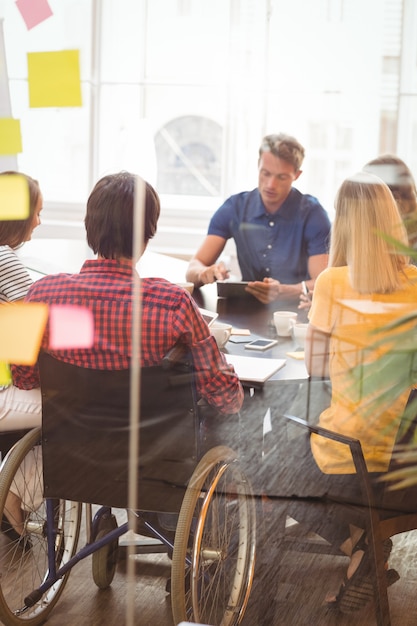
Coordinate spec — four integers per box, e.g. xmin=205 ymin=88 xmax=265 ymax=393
xmin=291 ymin=322 xmax=308 ymax=348
xmin=273 ymin=311 xmax=298 ymax=337
xmin=210 ymin=321 xmax=232 ymax=349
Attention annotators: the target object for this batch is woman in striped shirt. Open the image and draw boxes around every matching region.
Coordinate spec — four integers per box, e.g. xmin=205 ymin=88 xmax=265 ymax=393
xmin=0 ymin=171 xmax=43 ymax=302
xmin=0 ymin=171 xmax=43 ymax=423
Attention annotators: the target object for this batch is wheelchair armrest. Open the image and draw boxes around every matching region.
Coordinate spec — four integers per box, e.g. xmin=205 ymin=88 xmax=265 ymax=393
xmin=284 ymin=413 xmax=361 ymax=448
xmin=283 ymin=413 xmax=375 ymax=508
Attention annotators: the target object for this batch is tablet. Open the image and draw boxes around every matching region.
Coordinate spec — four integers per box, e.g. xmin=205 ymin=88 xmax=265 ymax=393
xmin=198 ymin=308 xmax=219 ymax=327
xmin=217 ymin=281 xmax=251 ymax=298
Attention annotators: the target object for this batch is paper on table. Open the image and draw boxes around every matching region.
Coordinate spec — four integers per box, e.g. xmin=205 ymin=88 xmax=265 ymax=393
xmin=225 ymin=353 xmax=286 ymax=384
xmin=338 ymin=299 xmax=412 ymax=315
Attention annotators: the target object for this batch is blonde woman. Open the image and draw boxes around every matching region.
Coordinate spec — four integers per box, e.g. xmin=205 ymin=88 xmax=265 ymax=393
xmin=304 ymin=172 xmax=417 ymax=611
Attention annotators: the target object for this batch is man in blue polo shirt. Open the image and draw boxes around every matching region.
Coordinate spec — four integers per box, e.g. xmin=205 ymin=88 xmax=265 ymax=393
xmin=186 ymin=133 xmax=331 ymax=303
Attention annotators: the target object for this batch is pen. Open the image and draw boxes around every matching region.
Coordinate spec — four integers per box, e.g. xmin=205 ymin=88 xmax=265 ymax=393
xmin=301 ymin=280 xmax=309 ymax=296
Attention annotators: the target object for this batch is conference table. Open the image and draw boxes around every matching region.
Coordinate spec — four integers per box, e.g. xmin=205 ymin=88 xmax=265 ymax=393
xmin=18 ymin=238 xmax=325 ymax=460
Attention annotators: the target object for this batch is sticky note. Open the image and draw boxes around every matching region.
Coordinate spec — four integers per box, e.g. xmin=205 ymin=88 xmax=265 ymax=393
xmin=49 ymin=305 xmax=94 ymax=350
xmin=0 ymin=303 xmax=48 ymax=364
xmin=0 ymin=362 xmax=12 ymax=386
xmin=0 ymin=119 xmax=23 ymax=155
xmin=286 ymin=351 xmax=305 ymax=360
xmin=15 ymin=0 xmax=53 ymax=30
xmin=0 ymin=174 xmax=30 ymax=220
xmin=27 ymin=50 xmax=82 ymax=108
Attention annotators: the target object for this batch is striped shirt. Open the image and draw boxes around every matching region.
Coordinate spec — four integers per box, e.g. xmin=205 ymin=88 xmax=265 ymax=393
xmin=11 ymin=258 xmax=243 ymax=415
xmin=0 ymin=245 xmax=33 ymax=303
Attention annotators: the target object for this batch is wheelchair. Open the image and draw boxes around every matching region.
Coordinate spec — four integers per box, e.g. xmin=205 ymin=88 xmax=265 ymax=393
xmin=0 ymin=351 xmax=256 ymax=626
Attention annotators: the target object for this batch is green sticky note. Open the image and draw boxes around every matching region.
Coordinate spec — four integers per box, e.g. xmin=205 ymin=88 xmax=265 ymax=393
xmin=0 ymin=174 xmax=30 ymax=220
xmin=0 ymin=362 xmax=12 ymax=386
xmin=27 ymin=49 xmax=82 ymax=108
xmin=0 ymin=119 xmax=23 ymax=155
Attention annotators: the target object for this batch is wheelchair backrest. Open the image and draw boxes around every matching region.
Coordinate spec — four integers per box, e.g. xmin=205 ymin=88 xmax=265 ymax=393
xmin=39 ymin=351 xmax=198 ymax=511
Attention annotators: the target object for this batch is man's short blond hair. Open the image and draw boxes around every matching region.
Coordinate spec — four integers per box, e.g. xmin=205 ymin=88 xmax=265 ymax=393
xmin=259 ymin=133 xmax=305 ymax=171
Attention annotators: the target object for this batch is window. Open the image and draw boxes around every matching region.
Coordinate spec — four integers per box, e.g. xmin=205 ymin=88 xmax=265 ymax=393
xmin=0 ymin=0 xmax=416 ymax=253
xmin=155 ymin=116 xmax=222 ymax=196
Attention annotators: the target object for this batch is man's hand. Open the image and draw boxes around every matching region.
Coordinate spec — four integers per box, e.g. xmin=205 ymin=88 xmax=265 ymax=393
xmin=198 ymin=261 xmax=230 ymax=285
xmin=298 ymin=292 xmax=312 ymax=311
xmin=246 ymin=277 xmax=281 ymax=303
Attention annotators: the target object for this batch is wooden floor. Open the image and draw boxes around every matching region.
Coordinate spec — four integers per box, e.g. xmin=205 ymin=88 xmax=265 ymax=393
xmin=40 ymin=520 xmax=417 ymax=626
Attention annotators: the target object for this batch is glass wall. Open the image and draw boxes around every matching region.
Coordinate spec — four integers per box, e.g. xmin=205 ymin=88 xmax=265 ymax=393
xmin=0 ymin=0 xmax=416 ymax=250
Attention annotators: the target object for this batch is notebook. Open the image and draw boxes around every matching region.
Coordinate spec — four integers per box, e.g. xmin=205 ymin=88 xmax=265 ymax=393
xmin=225 ymin=353 xmax=286 ymax=385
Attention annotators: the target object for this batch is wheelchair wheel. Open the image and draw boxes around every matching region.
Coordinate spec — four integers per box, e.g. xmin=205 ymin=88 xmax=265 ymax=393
xmin=0 ymin=427 xmax=82 ymax=626
xmin=92 ymin=512 xmax=118 ymax=589
xmin=171 ymin=445 xmax=256 ymax=626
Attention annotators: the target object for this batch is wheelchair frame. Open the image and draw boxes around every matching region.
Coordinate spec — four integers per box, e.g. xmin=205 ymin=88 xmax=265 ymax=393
xmin=0 ymin=355 xmax=256 ymax=626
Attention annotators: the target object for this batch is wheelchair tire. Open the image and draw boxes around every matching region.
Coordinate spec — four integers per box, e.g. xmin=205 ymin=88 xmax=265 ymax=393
xmin=92 ymin=512 xmax=118 ymax=589
xmin=0 ymin=427 xmax=82 ymax=626
xmin=171 ymin=445 xmax=256 ymax=626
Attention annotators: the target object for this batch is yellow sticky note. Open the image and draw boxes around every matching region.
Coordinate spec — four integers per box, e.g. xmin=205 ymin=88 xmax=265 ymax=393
xmin=286 ymin=351 xmax=305 ymax=360
xmin=0 ymin=119 xmax=23 ymax=155
xmin=0 ymin=174 xmax=30 ymax=220
xmin=27 ymin=50 xmax=82 ymax=108
xmin=0 ymin=362 xmax=12 ymax=386
xmin=0 ymin=303 xmax=48 ymax=364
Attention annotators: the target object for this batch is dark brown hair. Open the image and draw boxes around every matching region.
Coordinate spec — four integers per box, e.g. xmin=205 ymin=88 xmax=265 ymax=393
xmin=363 ymin=154 xmax=417 ymax=247
xmin=0 ymin=171 xmax=41 ymax=248
xmin=85 ymin=172 xmax=161 ymax=259
xmin=363 ymin=155 xmax=417 ymax=216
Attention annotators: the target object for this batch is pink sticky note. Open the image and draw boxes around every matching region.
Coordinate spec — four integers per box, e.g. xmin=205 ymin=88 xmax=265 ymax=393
xmin=15 ymin=0 xmax=53 ymax=30
xmin=49 ymin=305 xmax=94 ymax=350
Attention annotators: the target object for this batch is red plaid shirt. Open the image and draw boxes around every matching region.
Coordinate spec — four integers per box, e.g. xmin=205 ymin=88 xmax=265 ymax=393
xmin=12 ymin=259 xmax=243 ymax=415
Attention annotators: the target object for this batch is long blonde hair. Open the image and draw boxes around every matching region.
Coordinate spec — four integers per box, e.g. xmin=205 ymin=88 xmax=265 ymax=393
xmin=330 ymin=172 xmax=409 ymax=293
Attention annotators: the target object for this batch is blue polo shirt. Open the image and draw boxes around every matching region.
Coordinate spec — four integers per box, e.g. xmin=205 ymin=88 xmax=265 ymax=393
xmin=208 ymin=188 xmax=331 ymax=283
